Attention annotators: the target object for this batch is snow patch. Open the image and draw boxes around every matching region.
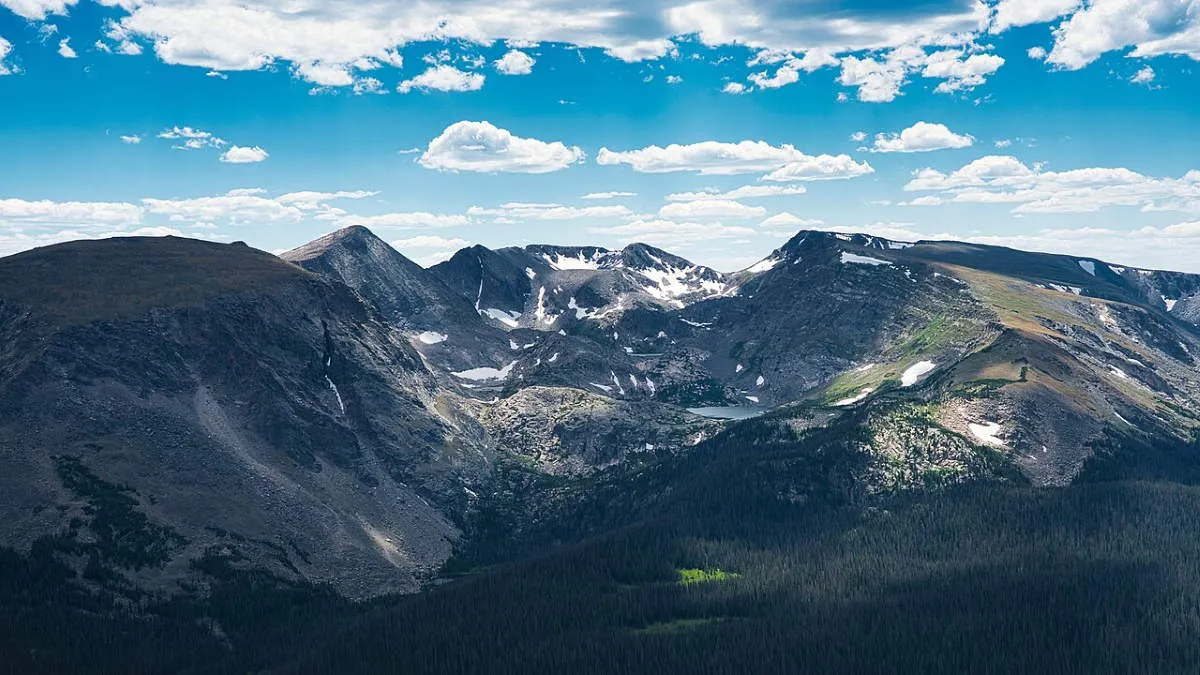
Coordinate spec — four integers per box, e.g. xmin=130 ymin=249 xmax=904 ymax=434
xmin=1078 ymin=260 xmax=1096 ymax=276
xmin=417 ymin=331 xmax=447 ymax=345
xmin=481 ymin=307 xmax=520 ymax=329
xmin=544 ymin=251 xmax=600 ymax=270
xmin=735 ymin=363 xmax=744 ymax=373
xmin=834 ymin=388 xmax=874 ymax=407
xmin=968 ymin=421 xmax=1006 ymax=448
xmin=744 ymin=395 xmax=760 ymax=403
xmin=840 ymin=252 xmax=892 ymax=267
xmin=745 ymin=256 xmax=781 ymax=274
xmin=324 ymin=376 xmax=346 ymax=414
xmin=452 ymin=361 xmax=517 ymax=382
xmin=1163 ymin=296 xmax=1178 ymax=312
xmin=756 ymin=375 xmax=765 ymax=387
xmin=900 ymin=361 xmax=937 ymax=387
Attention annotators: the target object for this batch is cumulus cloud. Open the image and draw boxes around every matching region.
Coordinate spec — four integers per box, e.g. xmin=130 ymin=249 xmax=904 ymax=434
xmin=0 ymin=37 xmax=16 ymax=76
xmin=0 ymin=0 xmax=77 ymax=20
xmin=1131 ymin=66 xmax=1156 ymax=85
xmin=57 ymin=38 xmax=77 ymax=58
xmin=419 ymin=120 xmax=585 ymax=174
xmin=838 ymin=47 xmax=1004 ymax=102
xmin=582 ymin=191 xmax=636 ymax=199
xmin=494 ymin=49 xmax=535 ymax=75
xmin=398 ymin=64 xmax=485 ymax=93
xmin=990 ymin=0 xmax=1081 ymax=33
xmin=905 ymin=156 xmax=1200 ymax=214
xmin=1047 ymin=0 xmax=1200 ymax=70
xmin=0 ymin=198 xmax=142 ymax=225
xmin=722 ymin=82 xmax=748 ymax=94
xmin=658 ymin=199 xmax=766 ymax=220
xmin=666 ymin=185 xmax=807 ymax=201
xmin=390 ymin=235 xmax=472 ymax=266
xmin=589 ymin=218 xmax=755 ymax=247
xmin=158 ymin=126 xmax=227 ymax=150
xmin=219 ymin=146 xmax=269 ymax=163
xmin=597 ymin=140 xmax=870 ymax=178
xmin=759 ymin=212 xmax=824 ymax=228
xmin=141 ymin=187 xmax=371 ymax=225
xmin=335 ymin=212 xmax=469 ymax=229
xmin=744 ymin=50 xmax=837 ymax=90
xmin=120 ymin=134 xmax=143 ymax=144
xmin=921 ymin=50 xmax=1005 ymax=93
xmin=468 ymin=202 xmax=632 ymax=221
xmin=867 ymin=121 xmax=975 ymax=153
xmin=760 ymin=154 xmax=875 ymax=182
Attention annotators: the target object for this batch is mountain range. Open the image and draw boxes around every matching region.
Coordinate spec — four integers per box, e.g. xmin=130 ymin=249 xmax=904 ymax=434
xmin=3 ymin=226 xmax=1200 ymax=673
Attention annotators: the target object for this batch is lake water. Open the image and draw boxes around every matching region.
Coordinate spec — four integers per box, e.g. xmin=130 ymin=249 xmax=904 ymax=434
xmin=686 ymin=406 xmax=764 ymax=421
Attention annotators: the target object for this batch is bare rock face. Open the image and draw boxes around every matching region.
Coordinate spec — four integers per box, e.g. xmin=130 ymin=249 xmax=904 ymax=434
xmin=0 ymin=236 xmax=488 ymax=599
xmin=479 ymin=386 xmax=719 ymax=476
xmin=3 ymin=227 xmax=1200 ymax=604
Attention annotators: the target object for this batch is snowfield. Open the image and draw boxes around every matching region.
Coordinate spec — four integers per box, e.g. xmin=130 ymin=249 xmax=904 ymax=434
xmin=901 ymin=361 xmax=937 ymax=387
xmin=417 ymin=331 xmax=448 ymax=345
xmin=452 ymin=361 xmax=517 ymax=382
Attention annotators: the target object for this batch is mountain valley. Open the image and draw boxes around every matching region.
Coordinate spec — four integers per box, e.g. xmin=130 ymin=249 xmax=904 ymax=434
xmin=2 ymin=227 xmax=1200 ymax=673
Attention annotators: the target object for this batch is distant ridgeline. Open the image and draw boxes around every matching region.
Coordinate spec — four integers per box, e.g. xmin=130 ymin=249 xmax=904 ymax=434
xmin=1 ymin=228 xmax=1199 ymax=673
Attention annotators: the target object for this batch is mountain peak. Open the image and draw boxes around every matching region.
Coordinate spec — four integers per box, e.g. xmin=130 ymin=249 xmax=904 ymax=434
xmin=280 ymin=225 xmax=390 ymax=263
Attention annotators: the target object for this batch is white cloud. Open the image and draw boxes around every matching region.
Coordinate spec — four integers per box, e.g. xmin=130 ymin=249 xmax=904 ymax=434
xmin=746 ymin=48 xmax=838 ymax=90
xmin=990 ymin=0 xmax=1081 ymax=33
xmin=1048 ymin=0 xmax=1200 ymax=70
xmin=905 ymin=155 xmax=1200 ymax=214
xmin=868 ymin=121 xmax=975 ymax=153
xmin=590 ymin=218 xmax=755 ymax=247
xmin=994 ymin=138 xmax=1013 ymax=148
xmin=850 ymin=131 xmax=867 ymax=142
xmin=335 ymin=212 xmax=468 ymax=229
xmin=582 ymin=191 xmax=637 ymax=199
xmin=922 ymin=50 xmax=1005 ymax=93
xmin=722 ymin=82 xmax=748 ymax=94
xmin=143 ymin=191 xmax=305 ymax=224
xmin=0 ymin=198 xmax=142 ymax=225
xmin=761 ymin=154 xmax=875 ymax=182
xmin=838 ymin=46 xmax=1004 ymax=102
xmin=666 ymin=74 xmax=683 ymax=84
xmin=390 ymin=235 xmax=471 ymax=249
xmin=759 ymin=212 xmax=823 ymax=228
xmin=389 ymin=233 xmax=473 ymax=265
xmin=838 ymin=53 xmax=909 ymax=102
xmin=398 ymin=64 xmax=485 ymax=93
xmin=0 ymin=37 xmax=16 ymax=76
xmin=658 ymin=199 xmax=766 ymax=220
xmin=1131 ymin=65 xmax=1156 ymax=85
xmin=120 ymin=134 xmax=143 ymax=144
xmin=0 ymin=0 xmax=77 ymax=20
xmin=219 ymin=146 xmax=269 ymax=164
xmin=57 ymin=38 xmax=77 ymax=59
xmin=468 ymin=202 xmax=632 ymax=221
xmin=597 ymin=140 xmax=867 ymax=177
xmin=158 ymin=126 xmax=227 ymax=150
xmin=494 ymin=49 xmax=535 ymax=75
xmin=900 ymin=195 xmax=946 ymax=206
xmin=666 ymin=185 xmax=807 ymax=201
xmin=1027 ymin=46 xmax=1047 ymax=60
xmin=419 ymin=120 xmax=585 ymax=174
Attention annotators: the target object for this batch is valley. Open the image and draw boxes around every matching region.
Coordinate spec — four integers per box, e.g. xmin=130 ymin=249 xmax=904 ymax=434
xmin=1 ymin=227 xmax=1199 ymax=673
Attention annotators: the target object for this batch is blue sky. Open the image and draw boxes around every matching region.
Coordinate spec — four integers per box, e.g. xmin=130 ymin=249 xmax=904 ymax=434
xmin=2 ymin=0 xmax=1200 ymax=271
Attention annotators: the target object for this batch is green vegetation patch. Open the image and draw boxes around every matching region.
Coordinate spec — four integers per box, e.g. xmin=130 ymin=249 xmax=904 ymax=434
xmin=677 ymin=568 xmax=740 ymax=585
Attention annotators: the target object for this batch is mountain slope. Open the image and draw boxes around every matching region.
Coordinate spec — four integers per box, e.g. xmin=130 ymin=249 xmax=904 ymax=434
xmin=0 ymin=236 xmax=489 ymax=599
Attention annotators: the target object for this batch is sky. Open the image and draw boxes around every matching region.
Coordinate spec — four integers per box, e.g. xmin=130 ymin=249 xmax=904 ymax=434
xmin=1 ymin=0 xmax=1200 ymax=272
